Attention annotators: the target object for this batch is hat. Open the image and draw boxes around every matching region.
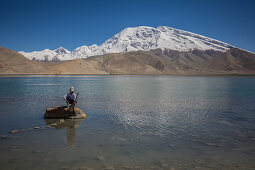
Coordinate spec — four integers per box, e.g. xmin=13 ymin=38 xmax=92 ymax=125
xmin=69 ymin=87 xmax=74 ymax=92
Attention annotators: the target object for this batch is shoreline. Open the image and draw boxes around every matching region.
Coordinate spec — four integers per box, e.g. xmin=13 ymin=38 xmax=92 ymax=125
xmin=0 ymin=73 xmax=255 ymax=78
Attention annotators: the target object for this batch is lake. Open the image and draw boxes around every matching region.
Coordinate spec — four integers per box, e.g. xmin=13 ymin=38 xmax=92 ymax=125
xmin=0 ymin=75 xmax=255 ymax=170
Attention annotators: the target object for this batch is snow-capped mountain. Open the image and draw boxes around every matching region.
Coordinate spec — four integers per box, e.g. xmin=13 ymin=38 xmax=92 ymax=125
xmin=53 ymin=46 xmax=71 ymax=55
xmin=72 ymin=44 xmax=100 ymax=59
xmin=19 ymin=26 xmax=233 ymax=61
xmin=19 ymin=47 xmax=73 ymax=61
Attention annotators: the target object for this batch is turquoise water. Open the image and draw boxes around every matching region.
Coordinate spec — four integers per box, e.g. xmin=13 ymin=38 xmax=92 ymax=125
xmin=0 ymin=75 xmax=255 ymax=169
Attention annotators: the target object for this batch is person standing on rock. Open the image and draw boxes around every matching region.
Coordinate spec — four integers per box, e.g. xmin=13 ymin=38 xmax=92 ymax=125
xmin=64 ymin=87 xmax=77 ymax=108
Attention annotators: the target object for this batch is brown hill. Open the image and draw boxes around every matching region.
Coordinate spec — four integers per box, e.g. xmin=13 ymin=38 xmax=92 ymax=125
xmin=84 ymin=53 xmax=161 ymax=74
xmin=0 ymin=47 xmax=51 ymax=74
xmin=85 ymin=48 xmax=255 ymax=75
xmin=207 ymin=48 xmax=255 ymax=72
xmin=1 ymin=47 xmax=255 ymax=75
xmin=42 ymin=59 xmax=107 ymax=75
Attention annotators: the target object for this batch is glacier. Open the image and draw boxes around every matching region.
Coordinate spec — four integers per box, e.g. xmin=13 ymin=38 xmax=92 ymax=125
xmin=19 ymin=26 xmax=233 ymax=61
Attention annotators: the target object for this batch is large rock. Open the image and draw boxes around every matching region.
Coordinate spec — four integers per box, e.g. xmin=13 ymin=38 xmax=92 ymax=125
xmin=44 ymin=106 xmax=87 ymax=119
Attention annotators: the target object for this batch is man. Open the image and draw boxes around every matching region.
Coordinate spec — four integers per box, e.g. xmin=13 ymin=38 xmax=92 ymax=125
xmin=64 ymin=87 xmax=77 ymax=108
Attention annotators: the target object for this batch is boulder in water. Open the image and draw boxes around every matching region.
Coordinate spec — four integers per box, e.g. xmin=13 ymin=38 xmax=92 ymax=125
xmin=44 ymin=106 xmax=86 ymax=119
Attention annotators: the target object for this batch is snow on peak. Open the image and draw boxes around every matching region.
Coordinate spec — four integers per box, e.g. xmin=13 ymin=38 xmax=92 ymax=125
xmin=54 ymin=47 xmax=71 ymax=54
xmin=19 ymin=26 xmax=233 ymax=61
xmin=72 ymin=44 xmax=99 ymax=59
xmin=100 ymin=26 xmax=161 ymax=53
xmin=20 ymin=47 xmax=73 ymax=61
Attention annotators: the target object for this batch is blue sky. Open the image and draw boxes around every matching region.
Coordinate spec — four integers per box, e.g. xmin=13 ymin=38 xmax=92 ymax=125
xmin=0 ymin=0 xmax=254 ymax=52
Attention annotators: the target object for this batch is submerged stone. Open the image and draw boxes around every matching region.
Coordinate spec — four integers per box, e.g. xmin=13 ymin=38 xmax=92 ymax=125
xmin=31 ymin=150 xmax=41 ymax=154
xmin=103 ymin=164 xmax=115 ymax=170
xmin=44 ymin=118 xmax=84 ymax=129
xmin=44 ymin=106 xmax=87 ymax=119
xmin=1 ymin=135 xmax=8 ymax=139
xmin=169 ymin=144 xmax=176 ymax=148
xmin=95 ymin=156 xmax=105 ymax=161
xmin=11 ymin=130 xmax=19 ymax=134
xmin=205 ymin=142 xmax=218 ymax=147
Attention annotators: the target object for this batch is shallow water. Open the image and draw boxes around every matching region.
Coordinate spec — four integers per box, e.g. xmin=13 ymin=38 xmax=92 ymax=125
xmin=0 ymin=75 xmax=255 ymax=169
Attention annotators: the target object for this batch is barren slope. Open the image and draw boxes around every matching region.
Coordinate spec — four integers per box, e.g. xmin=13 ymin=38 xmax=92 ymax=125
xmin=42 ymin=59 xmax=107 ymax=74
xmin=0 ymin=47 xmax=51 ymax=74
xmin=85 ymin=48 xmax=255 ymax=75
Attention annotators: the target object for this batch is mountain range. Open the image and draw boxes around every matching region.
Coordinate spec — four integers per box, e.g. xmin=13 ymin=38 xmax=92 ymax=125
xmin=1 ymin=26 xmax=255 ymax=75
xmin=19 ymin=26 xmax=234 ymax=62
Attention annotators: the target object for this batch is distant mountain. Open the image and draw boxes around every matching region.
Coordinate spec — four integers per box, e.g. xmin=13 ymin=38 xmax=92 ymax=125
xmin=84 ymin=48 xmax=255 ymax=75
xmin=0 ymin=47 xmax=106 ymax=74
xmin=1 ymin=46 xmax=255 ymax=75
xmin=19 ymin=47 xmax=73 ymax=61
xmin=19 ymin=26 xmax=235 ymax=61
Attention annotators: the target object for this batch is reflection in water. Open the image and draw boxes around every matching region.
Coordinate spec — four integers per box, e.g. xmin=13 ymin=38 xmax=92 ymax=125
xmin=44 ymin=119 xmax=84 ymax=149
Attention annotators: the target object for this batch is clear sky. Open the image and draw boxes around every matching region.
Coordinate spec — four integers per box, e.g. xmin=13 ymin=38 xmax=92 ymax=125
xmin=0 ymin=0 xmax=254 ymax=52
